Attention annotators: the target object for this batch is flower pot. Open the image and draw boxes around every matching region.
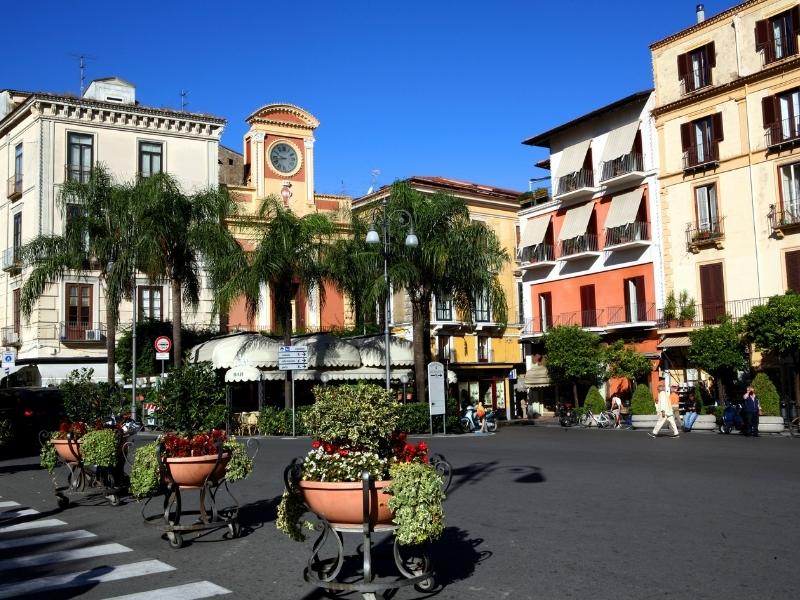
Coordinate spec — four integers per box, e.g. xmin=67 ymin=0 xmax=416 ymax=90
xmin=165 ymin=453 xmax=230 ymax=488
xmin=52 ymin=438 xmax=82 ymax=463
xmin=631 ymin=415 xmax=659 ymax=430
xmin=691 ymin=414 xmax=716 ymax=431
xmin=298 ymin=479 xmax=393 ymax=527
xmin=759 ymin=416 xmax=784 ymax=434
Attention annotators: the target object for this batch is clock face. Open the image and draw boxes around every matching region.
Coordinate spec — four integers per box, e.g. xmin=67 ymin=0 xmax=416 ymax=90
xmin=269 ymin=142 xmax=299 ymax=174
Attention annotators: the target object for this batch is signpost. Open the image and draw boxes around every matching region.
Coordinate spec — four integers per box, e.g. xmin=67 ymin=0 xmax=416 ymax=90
xmin=279 ymin=346 xmax=309 ymax=436
xmin=154 ymin=336 xmax=171 ymax=378
xmin=2 ymin=351 xmax=15 ymax=388
xmin=427 ymin=361 xmax=446 ymax=435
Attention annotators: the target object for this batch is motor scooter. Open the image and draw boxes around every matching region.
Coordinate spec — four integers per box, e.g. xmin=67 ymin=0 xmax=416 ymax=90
xmin=559 ymin=402 xmax=578 ymax=428
xmin=460 ymin=405 xmax=498 ymax=433
xmin=719 ymin=399 xmax=744 ymax=434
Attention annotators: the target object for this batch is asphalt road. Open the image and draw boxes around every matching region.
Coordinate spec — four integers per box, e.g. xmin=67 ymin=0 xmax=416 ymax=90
xmin=1 ymin=424 xmax=798 ymax=599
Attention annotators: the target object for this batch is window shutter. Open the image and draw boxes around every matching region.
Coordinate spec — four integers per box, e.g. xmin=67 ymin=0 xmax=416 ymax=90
xmin=677 ymin=52 xmax=688 ymax=83
xmin=707 ymin=41 xmax=716 ymax=68
xmin=680 ymin=123 xmax=692 ymax=151
xmin=755 ymin=19 xmax=769 ymax=47
xmin=762 ymin=94 xmax=777 ymax=127
xmin=712 ymin=113 xmax=724 ymax=142
xmin=793 ymin=7 xmax=800 ymax=33
xmin=786 ymin=250 xmax=800 ymax=292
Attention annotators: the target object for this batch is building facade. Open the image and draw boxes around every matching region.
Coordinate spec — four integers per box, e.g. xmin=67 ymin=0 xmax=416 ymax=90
xmin=520 ymin=91 xmax=664 ymax=410
xmin=651 ymin=0 xmax=800 ymax=392
xmin=0 ymin=77 xmax=225 ymax=385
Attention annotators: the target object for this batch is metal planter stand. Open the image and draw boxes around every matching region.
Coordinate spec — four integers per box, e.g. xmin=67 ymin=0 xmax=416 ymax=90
xmin=41 ymin=431 xmax=132 ymax=509
xmin=286 ymin=453 xmax=452 ymax=599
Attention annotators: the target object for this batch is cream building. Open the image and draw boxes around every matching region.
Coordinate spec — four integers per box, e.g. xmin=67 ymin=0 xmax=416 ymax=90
xmin=0 ymin=77 xmax=225 ymax=385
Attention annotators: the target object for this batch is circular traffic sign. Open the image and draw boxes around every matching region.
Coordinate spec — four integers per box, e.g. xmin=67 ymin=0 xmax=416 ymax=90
xmin=154 ymin=336 xmax=172 ymax=353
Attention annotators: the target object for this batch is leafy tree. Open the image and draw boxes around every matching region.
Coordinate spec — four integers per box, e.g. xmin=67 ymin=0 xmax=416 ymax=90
xmin=543 ymin=326 xmax=605 ymax=405
xmin=60 ymin=368 xmax=125 ymax=424
xmin=688 ymin=316 xmax=747 ymax=400
xmin=751 ymin=372 xmax=780 ymax=417
xmin=630 ymin=383 xmax=656 ymax=415
xmin=604 ymin=340 xmax=653 ymax=389
xmin=584 ymin=386 xmax=606 ymax=414
xmin=216 ymin=197 xmax=336 ymax=409
xmin=146 ymin=362 xmax=226 ymax=435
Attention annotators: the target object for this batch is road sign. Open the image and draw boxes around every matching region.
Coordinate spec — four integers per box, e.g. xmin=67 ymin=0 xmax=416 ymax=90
xmin=278 ymin=346 xmax=309 ymax=370
xmin=2 ymin=351 xmax=15 ymax=370
xmin=427 ymin=361 xmax=446 ymax=416
xmin=279 ymin=346 xmax=308 ymax=356
xmin=156 ymin=352 xmax=170 ymax=361
xmin=154 ymin=336 xmax=172 ymax=353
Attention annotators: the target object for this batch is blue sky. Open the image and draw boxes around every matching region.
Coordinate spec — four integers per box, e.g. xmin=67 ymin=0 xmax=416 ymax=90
xmin=3 ymin=0 xmax=735 ymax=196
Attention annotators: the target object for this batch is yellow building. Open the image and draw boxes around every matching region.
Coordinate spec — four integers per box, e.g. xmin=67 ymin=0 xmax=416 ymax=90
xmin=651 ymin=0 xmax=800 ymax=390
xmin=353 ymin=176 xmax=524 ymax=419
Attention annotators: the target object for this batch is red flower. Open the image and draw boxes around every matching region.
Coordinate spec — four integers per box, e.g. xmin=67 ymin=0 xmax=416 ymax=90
xmin=323 ymin=442 xmax=334 ymax=454
xmin=311 ymin=440 xmax=321 ymax=449
xmin=338 ymin=449 xmax=350 ymax=457
xmin=418 ymin=441 xmax=428 ymax=451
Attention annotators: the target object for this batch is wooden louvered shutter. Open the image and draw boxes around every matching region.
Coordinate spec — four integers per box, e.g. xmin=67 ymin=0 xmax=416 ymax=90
xmin=677 ymin=52 xmax=689 ymax=86
xmin=762 ymin=95 xmax=777 ymax=128
xmin=707 ymin=41 xmax=716 ymax=68
xmin=712 ymin=113 xmax=724 ymax=142
xmin=786 ymin=250 xmax=800 ymax=292
xmin=680 ymin=123 xmax=692 ymax=152
xmin=580 ymin=285 xmax=596 ymax=327
xmin=699 ymin=263 xmax=725 ymax=324
xmin=755 ymin=19 xmax=769 ymax=48
xmin=635 ymin=276 xmax=647 ymax=320
xmin=792 ymin=7 xmax=800 ymax=34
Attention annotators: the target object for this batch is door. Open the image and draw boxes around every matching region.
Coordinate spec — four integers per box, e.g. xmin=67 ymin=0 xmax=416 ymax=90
xmin=66 ymin=284 xmax=92 ymax=341
xmin=699 ymin=263 xmax=725 ymax=324
xmin=580 ymin=285 xmax=597 ymax=327
xmin=538 ymin=293 xmax=552 ymax=332
xmin=624 ymin=276 xmax=647 ymax=322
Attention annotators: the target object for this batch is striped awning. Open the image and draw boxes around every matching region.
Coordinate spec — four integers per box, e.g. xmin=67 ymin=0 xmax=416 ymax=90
xmin=604 ymin=189 xmax=643 ymax=229
xmin=600 ymin=121 xmax=640 ymax=162
xmin=554 ymin=139 xmax=592 ymax=178
xmin=524 ymin=363 xmax=551 ymax=388
xmin=658 ymin=336 xmax=691 ymax=349
xmin=558 ymin=201 xmax=594 ymax=241
xmin=519 ymin=216 xmax=551 ymax=249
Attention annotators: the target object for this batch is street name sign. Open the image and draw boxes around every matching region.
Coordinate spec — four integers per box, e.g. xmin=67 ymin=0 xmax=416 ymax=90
xmin=278 ymin=346 xmax=309 ymax=371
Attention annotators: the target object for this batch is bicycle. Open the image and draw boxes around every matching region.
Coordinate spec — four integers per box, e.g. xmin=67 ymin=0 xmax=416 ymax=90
xmin=789 ymin=416 xmax=800 ymax=437
xmin=578 ymin=409 xmax=615 ymax=429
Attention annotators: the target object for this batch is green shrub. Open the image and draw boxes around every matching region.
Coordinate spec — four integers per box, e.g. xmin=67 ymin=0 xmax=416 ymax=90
xmin=433 ymin=397 xmax=461 ymax=433
xmin=80 ymin=429 xmax=120 ymax=468
xmin=60 ymin=369 xmax=124 ymax=424
xmin=223 ymin=439 xmax=253 ymax=482
xmin=39 ymin=440 xmax=58 ymax=473
xmin=693 ymin=384 xmax=707 ymax=415
xmin=257 ymin=406 xmax=285 ymax=435
xmin=630 ymin=384 xmax=656 ymax=415
xmin=584 ymin=386 xmax=606 ymax=414
xmin=284 ymin=405 xmax=309 ymax=436
xmin=387 ymin=461 xmax=446 ymax=545
xmin=398 ymin=402 xmax=430 ymax=434
xmin=752 ymin=372 xmax=780 ymax=416
xmin=149 ymin=363 xmax=226 ymax=435
xmin=130 ymin=442 xmax=161 ymax=499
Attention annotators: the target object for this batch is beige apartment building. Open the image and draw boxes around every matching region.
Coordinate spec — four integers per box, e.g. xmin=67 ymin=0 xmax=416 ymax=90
xmin=0 ymin=77 xmax=225 ymax=385
xmin=652 ymin=0 xmax=800 ymax=391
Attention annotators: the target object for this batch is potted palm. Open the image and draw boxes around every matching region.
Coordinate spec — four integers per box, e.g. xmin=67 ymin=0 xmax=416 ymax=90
xmin=678 ymin=290 xmax=696 ymax=327
xmin=663 ymin=291 xmax=678 ymax=328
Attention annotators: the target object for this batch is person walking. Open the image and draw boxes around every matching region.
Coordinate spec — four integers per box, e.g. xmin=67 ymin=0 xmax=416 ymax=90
xmin=610 ymin=395 xmax=623 ymax=428
xmin=650 ymin=383 xmax=680 ymax=438
xmin=476 ymin=401 xmax=487 ymax=433
xmin=670 ymin=385 xmax=682 ymax=430
xmin=683 ymin=391 xmax=699 ymax=432
xmin=741 ymin=386 xmax=761 ymax=437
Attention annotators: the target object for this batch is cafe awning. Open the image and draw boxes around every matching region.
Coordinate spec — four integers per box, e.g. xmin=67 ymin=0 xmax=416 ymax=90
xmin=292 ymin=334 xmax=361 ymax=368
xmin=558 ymin=201 xmax=594 ymax=241
xmin=604 ymin=189 xmax=643 ymax=229
xmin=225 ymin=365 xmax=264 ymax=382
xmin=188 ymin=333 xmax=280 ymax=369
xmin=658 ymin=336 xmax=691 ymax=349
xmin=347 ymin=335 xmax=414 ymax=367
xmin=523 ymin=363 xmax=552 ymax=388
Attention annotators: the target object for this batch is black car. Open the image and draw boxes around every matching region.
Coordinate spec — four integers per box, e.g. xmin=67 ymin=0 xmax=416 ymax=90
xmin=0 ymin=387 xmax=65 ymax=457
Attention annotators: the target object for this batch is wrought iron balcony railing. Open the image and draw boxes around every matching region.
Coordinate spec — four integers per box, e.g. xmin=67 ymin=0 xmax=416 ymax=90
xmin=599 ymin=152 xmax=644 ymax=181
xmin=769 ymin=206 xmax=800 ymax=232
xmin=604 ymin=221 xmax=649 ymax=247
xmin=555 ymin=169 xmax=595 ymax=197
xmin=759 ymin=37 xmax=798 ymax=66
xmin=686 ymin=218 xmax=724 ymax=250
xmin=59 ymin=321 xmax=107 ymax=343
xmin=657 ymin=297 xmax=770 ymax=328
xmin=607 ymin=302 xmax=657 ymax=325
xmin=0 ymin=327 xmax=20 ymax=346
xmin=680 ymin=65 xmax=712 ymax=95
xmin=6 ymin=175 xmax=22 ymax=199
xmin=519 ymin=244 xmax=555 ymax=265
xmin=682 ymin=143 xmax=719 ymax=171
xmin=65 ymin=164 xmax=92 ymax=184
xmin=559 ymin=233 xmax=599 ymax=258
xmin=765 ymin=115 xmax=800 ymax=148
xmin=1 ymin=247 xmax=22 ymax=272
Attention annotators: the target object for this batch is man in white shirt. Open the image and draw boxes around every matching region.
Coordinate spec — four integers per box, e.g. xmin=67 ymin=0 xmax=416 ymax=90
xmin=649 ymin=383 xmax=680 ymax=438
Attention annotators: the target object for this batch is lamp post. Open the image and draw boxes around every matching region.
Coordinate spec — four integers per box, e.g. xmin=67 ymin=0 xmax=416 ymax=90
xmin=399 ymin=373 xmax=408 ymax=403
xmin=366 ymin=197 xmax=418 ymax=390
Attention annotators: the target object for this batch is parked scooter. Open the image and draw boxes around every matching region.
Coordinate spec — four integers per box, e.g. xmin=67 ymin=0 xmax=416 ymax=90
xmin=460 ymin=405 xmax=498 ymax=433
xmin=105 ymin=413 xmax=143 ymax=437
xmin=719 ymin=399 xmax=744 ymax=434
xmin=559 ymin=402 xmax=578 ymax=428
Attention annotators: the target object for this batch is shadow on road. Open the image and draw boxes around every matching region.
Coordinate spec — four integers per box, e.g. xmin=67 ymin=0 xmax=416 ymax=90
xmin=0 ymin=460 xmax=41 ymax=474
xmin=448 ymin=462 xmax=545 ymax=495
xmin=238 ymin=495 xmax=280 ymax=534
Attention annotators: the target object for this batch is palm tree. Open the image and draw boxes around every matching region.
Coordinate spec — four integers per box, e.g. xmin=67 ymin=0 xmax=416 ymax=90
xmin=216 ymin=197 xmax=336 ymax=408
xmin=132 ymin=173 xmax=240 ymax=368
xmin=374 ymin=181 xmax=509 ymax=403
xmin=20 ymin=167 xmax=136 ymax=382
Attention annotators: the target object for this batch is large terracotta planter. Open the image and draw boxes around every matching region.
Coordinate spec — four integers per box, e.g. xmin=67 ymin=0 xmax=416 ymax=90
xmin=52 ymin=438 xmax=82 ymax=463
xmin=299 ymin=479 xmax=393 ymax=526
xmin=165 ymin=453 xmax=230 ymax=488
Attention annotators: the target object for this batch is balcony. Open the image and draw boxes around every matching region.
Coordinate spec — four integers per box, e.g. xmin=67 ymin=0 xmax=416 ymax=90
xmin=1 ymin=247 xmax=22 ymax=274
xmin=765 ymin=116 xmax=800 ymax=150
xmin=518 ymin=244 xmax=557 ymax=270
xmin=686 ymin=218 xmax=724 ymax=252
xmin=553 ymin=309 xmax=605 ymax=330
xmin=520 ymin=317 xmax=552 ymax=338
xmin=603 ymin=221 xmax=650 ymax=251
xmin=559 ymin=233 xmax=600 ymax=262
xmin=759 ymin=38 xmax=798 ymax=67
xmin=65 ymin=165 xmax=92 ymax=184
xmin=657 ymin=297 xmax=769 ymax=329
xmin=769 ymin=205 xmax=800 ymax=238
xmin=554 ymin=169 xmax=598 ymax=203
xmin=6 ymin=175 xmax=22 ymax=200
xmin=1 ymin=327 xmax=20 ymax=347
xmin=682 ymin=143 xmax=719 ymax=173
xmin=59 ymin=322 xmax=106 ymax=345
xmin=606 ymin=303 xmax=657 ymax=328
xmin=680 ymin=66 xmax=712 ymax=95
xmin=599 ymin=152 xmax=645 ymax=186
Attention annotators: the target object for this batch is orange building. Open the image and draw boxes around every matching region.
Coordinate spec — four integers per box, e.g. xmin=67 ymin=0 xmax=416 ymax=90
xmin=519 ymin=91 xmax=665 ymax=410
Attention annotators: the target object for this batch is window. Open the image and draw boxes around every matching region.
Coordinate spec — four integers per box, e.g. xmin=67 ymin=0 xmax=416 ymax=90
xmin=138 ymin=141 xmax=163 ymax=177
xmin=435 ymin=295 xmax=453 ymax=321
xmin=13 ymin=143 xmax=22 ymax=191
xmin=756 ymin=8 xmax=799 ymax=65
xmin=538 ymin=292 xmax=552 ymax=333
xmin=695 ymin=183 xmax=720 ymax=234
xmin=438 ymin=335 xmax=452 ymax=362
xmin=680 ymin=114 xmax=723 ymax=169
xmin=477 ymin=337 xmax=489 ymax=363
xmin=12 ymin=213 xmax=21 ymax=263
xmin=65 ymin=203 xmax=89 ymax=251
xmin=13 ymin=288 xmax=20 ymax=336
xmin=517 ymin=282 xmax=525 ymax=325
xmin=580 ymin=285 xmax=597 ymax=327
xmin=67 ymin=133 xmax=93 ymax=182
xmin=138 ymin=286 xmax=163 ymax=321
xmin=65 ymin=283 xmax=92 ymax=340
xmin=623 ymin=276 xmax=647 ymax=322
xmin=678 ymin=43 xmax=715 ymax=93
xmin=473 ymin=290 xmax=490 ymax=323
xmin=763 ymin=87 xmax=800 ymax=145
xmin=780 ymin=162 xmax=800 ymax=222
xmin=786 ymin=250 xmax=800 ymax=292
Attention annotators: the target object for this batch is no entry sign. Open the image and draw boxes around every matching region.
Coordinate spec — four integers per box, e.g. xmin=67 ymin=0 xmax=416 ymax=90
xmin=154 ymin=336 xmax=172 ymax=353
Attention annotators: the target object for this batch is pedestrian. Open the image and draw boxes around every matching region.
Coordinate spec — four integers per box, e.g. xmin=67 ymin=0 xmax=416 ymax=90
xmin=650 ymin=383 xmax=680 ymax=438
xmin=670 ymin=385 xmax=682 ymax=429
xmin=610 ymin=395 xmax=623 ymax=428
xmin=476 ymin=401 xmax=487 ymax=433
xmin=741 ymin=386 xmax=761 ymax=437
xmin=683 ymin=391 xmax=699 ymax=432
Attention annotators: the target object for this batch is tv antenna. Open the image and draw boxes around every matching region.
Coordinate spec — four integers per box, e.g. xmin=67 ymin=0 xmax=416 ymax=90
xmin=180 ymin=90 xmax=189 ymax=111
xmin=366 ymin=169 xmax=380 ymax=194
xmin=69 ymin=54 xmax=96 ymax=96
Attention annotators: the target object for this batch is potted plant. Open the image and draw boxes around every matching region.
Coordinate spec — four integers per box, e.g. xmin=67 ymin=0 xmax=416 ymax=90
xmin=277 ymin=382 xmax=446 ymax=546
xmin=629 ymin=383 xmax=658 ymax=430
xmin=663 ymin=291 xmax=678 ymax=328
xmin=678 ymin=290 xmax=696 ymax=326
xmin=751 ymin=372 xmax=784 ymax=434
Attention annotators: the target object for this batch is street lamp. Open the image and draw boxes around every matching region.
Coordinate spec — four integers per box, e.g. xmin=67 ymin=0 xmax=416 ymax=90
xmin=366 ymin=197 xmax=418 ymax=390
xmin=399 ymin=373 xmax=408 ymax=403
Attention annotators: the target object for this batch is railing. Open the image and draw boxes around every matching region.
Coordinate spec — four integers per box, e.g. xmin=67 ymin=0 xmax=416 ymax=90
xmin=765 ymin=116 xmax=800 ymax=148
xmin=559 ymin=233 xmax=598 ymax=257
xmin=1 ymin=247 xmax=21 ymax=272
xmin=555 ymin=168 xmax=594 ymax=196
xmin=680 ymin=65 xmax=712 ymax=95
xmin=0 ymin=327 xmax=19 ymax=346
xmin=686 ymin=218 xmax=725 ymax=249
xmin=523 ymin=303 xmax=658 ymax=334
xmin=6 ymin=175 xmax=22 ymax=199
xmin=519 ymin=244 xmax=555 ymax=265
xmin=656 ymin=297 xmax=770 ymax=328
xmin=604 ymin=221 xmax=649 ymax=247
xmin=769 ymin=206 xmax=800 ymax=231
xmin=759 ymin=37 xmax=798 ymax=66
xmin=607 ymin=302 xmax=657 ymax=325
xmin=599 ymin=152 xmax=644 ymax=181
xmin=59 ymin=321 xmax=107 ymax=343
xmin=65 ymin=165 xmax=92 ymax=183
xmin=682 ymin=143 xmax=719 ymax=170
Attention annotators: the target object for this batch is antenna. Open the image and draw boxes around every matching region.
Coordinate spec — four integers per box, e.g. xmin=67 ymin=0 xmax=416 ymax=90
xmin=69 ymin=54 xmax=96 ymax=96
xmin=180 ymin=90 xmax=189 ymax=111
xmin=366 ymin=169 xmax=380 ymax=194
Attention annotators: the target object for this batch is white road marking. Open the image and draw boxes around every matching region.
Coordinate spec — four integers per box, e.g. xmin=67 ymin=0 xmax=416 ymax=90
xmin=102 ymin=581 xmax=232 ymax=599
xmin=0 ymin=542 xmax=131 ymax=571
xmin=0 ymin=518 xmax=67 ymax=533
xmin=0 ymin=559 xmax=176 ymax=599
xmin=0 ymin=508 xmax=38 ymax=521
xmin=0 ymin=502 xmax=20 ymax=509
xmin=0 ymin=529 xmax=95 ymax=550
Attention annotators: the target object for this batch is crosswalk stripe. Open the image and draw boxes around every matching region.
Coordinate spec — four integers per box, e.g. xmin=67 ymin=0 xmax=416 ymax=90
xmin=0 ymin=502 xmax=20 ymax=509
xmin=0 ymin=529 xmax=95 ymax=550
xmin=0 ymin=508 xmax=38 ymax=521
xmin=0 ymin=559 xmax=176 ymax=599
xmin=0 ymin=542 xmax=130 ymax=571
xmin=101 ymin=581 xmax=232 ymax=599
xmin=0 ymin=518 xmax=67 ymax=533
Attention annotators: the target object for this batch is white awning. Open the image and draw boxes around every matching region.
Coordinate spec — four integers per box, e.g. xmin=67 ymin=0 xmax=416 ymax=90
xmin=519 ymin=216 xmax=551 ymax=249
xmin=188 ymin=333 xmax=280 ymax=369
xmin=604 ymin=189 xmax=643 ymax=229
xmin=347 ymin=335 xmax=414 ymax=367
xmin=36 ymin=363 xmax=108 ymax=386
xmin=293 ymin=334 xmax=361 ymax=368
xmin=523 ymin=363 xmax=551 ymax=388
xmin=225 ymin=365 xmax=263 ymax=382
xmin=558 ymin=202 xmax=595 ymax=241
xmin=261 ymin=367 xmax=413 ymax=382
xmin=600 ymin=121 xmax=640 ymax=162
xmin=554 ymin=139 xmax=592 ymax=178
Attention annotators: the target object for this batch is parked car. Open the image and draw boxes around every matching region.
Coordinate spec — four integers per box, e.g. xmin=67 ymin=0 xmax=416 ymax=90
xmin=0 ymin=387 xmax=65 ymax=457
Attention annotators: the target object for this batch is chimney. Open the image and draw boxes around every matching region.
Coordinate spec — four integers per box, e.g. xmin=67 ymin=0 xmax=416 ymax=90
xmin=696 ymin=4 xmax=705 ymax=23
